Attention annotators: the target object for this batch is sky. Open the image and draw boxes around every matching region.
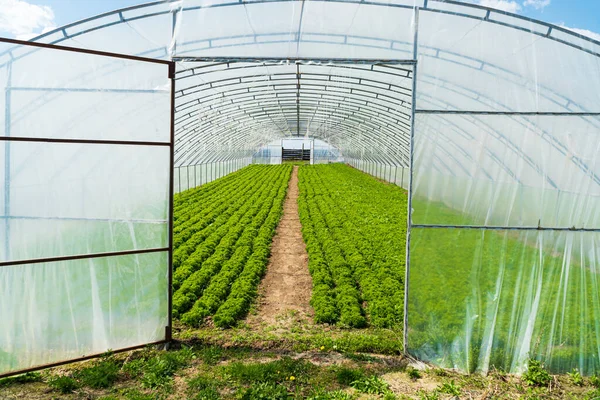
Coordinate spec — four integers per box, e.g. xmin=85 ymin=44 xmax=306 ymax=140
xmin=0 ymin=0 xmax=598 ymax=41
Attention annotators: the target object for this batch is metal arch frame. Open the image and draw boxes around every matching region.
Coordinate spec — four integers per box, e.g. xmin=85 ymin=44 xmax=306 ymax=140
xmin=18 ymin=0 xmax=599 ymax=123
xmin=10 ymin=0 xmax=596 ymax=180
xmin=23 ymin=0 xmax=600 ymax=60
xmin=168 ymin=50 xmax=600 ymax=187
xmin=171 ymin=60 xmax=414 ymax=167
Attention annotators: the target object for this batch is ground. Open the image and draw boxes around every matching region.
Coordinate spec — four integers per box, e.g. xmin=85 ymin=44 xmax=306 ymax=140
xmin=249 ymin=166 xmax=314 ymax=326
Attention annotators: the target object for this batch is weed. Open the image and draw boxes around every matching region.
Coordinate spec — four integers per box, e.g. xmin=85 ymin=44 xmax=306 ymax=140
xmin=431 ymin=368 xmax=448 ymax=377
xmin=568 ymin=368 xmax=584 ymax=386
xmin=224 ymin=357 xmax=311 ymax=384
xmin=590 ymin=374 xmax=600 ymax=388
xmin=188 ymin=374 xmax=214 ymax=392
xmin=48 ymin=375 xmax=79 ymax=394
xmin=417 ymin=389 xmax=439 ymax=400
xmin=120 ymin=388 xmax=161 ymax=400
xmin=0 ymin=372 xmax=42 ymax=387
xmin=343 ymin=352 xmax=378 ymax=363
xmin=351 ymin=375 xmax=389 ymax=395
xmin=76 ymin=357 xmax=121 ymax=388
xmin=138 ymin=347 xmax=195 ymax=389
xmin=437 ymin=380 xmax=461 ymax=396
xmin=199 ymin=346 xmax=223 ymax=365
xmin=193 ymin=387 xmax=221 ymax=400
xmin=335 ymin=367 xmax=365 ymax=386
xmin=407 ymin=367 xmax=421 ymax=380
xmin=583 ymin=388 xmax=600 ymax=400
xmin=237 ymin=382 xmax=290 ymax=399
xmin=307 ymin=388 xmax=354 ymax=399
xmin=522 ymin=359 xmax=551 ymax=387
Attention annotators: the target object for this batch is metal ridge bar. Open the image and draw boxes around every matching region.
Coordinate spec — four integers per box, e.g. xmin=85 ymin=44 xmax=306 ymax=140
xmin=172 ymin=56 xmax=417 ymax=64
xmin=412 ymin=224 xmax=600 ymax=232
xmin=0 ymin=247 xmax=169 ymax=268
xmin=0 ymin=36 xmax=172 ymax=65
xmin=416 ymin=110 xmax=600 ymax=116
xmin=0 ymin=136 xmax=171 ymax=147
xmin=0 ymin=340 xmax=168 ymax=379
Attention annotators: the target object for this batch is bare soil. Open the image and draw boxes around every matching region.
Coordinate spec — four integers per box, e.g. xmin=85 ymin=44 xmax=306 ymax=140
xmin=249 ymin=165 xmax=313 ymax=325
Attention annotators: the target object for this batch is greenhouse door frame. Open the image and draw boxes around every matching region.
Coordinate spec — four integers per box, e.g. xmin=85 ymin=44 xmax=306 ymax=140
xmin=175 ymin=55 xmax=417 ymax=348
xmin=0 ymin=37 xmax=176 ymax=378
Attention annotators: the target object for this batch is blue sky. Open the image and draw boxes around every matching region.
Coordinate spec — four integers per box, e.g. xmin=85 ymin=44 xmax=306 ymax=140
xmin=0 ymin=0 xmax=598 ymax=41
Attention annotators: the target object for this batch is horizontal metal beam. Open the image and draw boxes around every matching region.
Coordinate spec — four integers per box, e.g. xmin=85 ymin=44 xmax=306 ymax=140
xmin=0 ymin=136 xmax=171 ymax=147
xmin=412 ymin=223 xmax=600 ymax=232
xmin=0 ymin=247 xmax=169 ymax=268
xmin=173 ymin=56 xmax=417 ymax=64
xmin=0 ymin=339 xmax=168 ymax=379
xmin=0 ymin=36 xmax=172 ymax=66
xmin=0 ymin=215 xmax=167 ymax=224
xmin=416 ymin=110 xmax=600 ymax=116
xmin=10 ymin=87 xmax=167 ymax=94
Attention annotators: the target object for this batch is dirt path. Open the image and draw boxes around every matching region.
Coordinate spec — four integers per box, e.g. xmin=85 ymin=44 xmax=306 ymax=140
xmin=249 ymin=165 xmax=313 ymax=325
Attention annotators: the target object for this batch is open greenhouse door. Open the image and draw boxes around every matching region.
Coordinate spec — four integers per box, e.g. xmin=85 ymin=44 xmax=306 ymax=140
xmin=0 ymin=38 xmax=175 ymax=377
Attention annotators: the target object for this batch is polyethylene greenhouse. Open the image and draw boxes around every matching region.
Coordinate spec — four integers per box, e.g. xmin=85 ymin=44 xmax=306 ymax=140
xmin=1 ymin=0 xmax=600 ymax=377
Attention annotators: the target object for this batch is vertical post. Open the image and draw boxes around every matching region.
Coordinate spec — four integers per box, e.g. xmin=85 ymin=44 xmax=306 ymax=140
xmin=166 ymin=61 xmax=176 ymax=344
xmin=296 ymin=62 xmax=300 ymax=137
xmin=4 ymin=61 xmax=11 ymax=260
xmin=404 ymin=4 xmax=420 ymax=355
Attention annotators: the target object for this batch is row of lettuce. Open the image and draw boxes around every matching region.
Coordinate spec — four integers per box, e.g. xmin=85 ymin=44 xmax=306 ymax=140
xmin=171 ymin=164 xmax=292 ymax=327
xmin=297 ymin=164 xmax=407 ymax=328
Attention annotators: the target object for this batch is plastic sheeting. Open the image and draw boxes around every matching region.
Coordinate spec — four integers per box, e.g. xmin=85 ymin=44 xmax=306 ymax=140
xmin=0 ymin=41 xmax=172 ymax=375
xmin=10 ymin=0 xmax=600 ymax=374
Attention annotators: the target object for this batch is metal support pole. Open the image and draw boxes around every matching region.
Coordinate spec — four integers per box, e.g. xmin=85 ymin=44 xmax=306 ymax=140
xmin=296 ymin=62 xmax=300 ymax=137
xmin=404 ymin=5 xmax=420 ymax=355
xmin=166 ymin=61 xmax=176 ymax=344
xmin=4 ymin=61 xmax=12 ymax=260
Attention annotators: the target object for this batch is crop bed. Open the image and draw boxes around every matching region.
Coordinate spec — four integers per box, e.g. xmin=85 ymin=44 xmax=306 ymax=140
xmin=172 ymin=164 xmax=292 ymax=327
xmin=298 ymin=164 xmax=407 ymax=328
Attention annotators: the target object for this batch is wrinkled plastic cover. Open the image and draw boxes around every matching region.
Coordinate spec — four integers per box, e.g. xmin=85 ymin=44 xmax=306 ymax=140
xmin=19 ymin=0 xmax=600 ymax=374
xmin=0 ymin=43 xmax=171 ymax=374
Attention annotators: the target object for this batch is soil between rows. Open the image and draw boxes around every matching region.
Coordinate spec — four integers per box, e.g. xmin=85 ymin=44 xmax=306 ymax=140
xmin=248 ymin=165 xmax=314 ymax=326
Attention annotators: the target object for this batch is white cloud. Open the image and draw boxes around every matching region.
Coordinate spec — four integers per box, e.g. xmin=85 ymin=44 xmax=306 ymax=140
xmin=472 ymin=0 xmax=522 ymax=13
xmin=560 ymin=25 xmax=600 ymax=43
xmin=0 ymin=0 xmax=55 ymax=40
xmin=523 ymin=0 xmax=551 ymax=10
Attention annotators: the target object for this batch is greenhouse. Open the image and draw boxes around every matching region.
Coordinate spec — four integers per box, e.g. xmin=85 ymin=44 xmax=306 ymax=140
xmin=1 ymin=0 xmax=600 ymax=383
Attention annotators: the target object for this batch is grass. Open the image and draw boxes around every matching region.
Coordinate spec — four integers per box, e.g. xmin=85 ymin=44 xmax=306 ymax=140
xmin=0 ymin=341 xmax=596 ymax=399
